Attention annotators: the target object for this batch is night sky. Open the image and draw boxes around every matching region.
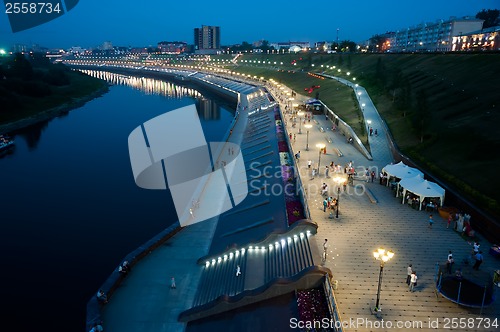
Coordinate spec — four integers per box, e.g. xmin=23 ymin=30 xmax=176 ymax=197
xmin=0 ymin=0 xmax=498 ymax=49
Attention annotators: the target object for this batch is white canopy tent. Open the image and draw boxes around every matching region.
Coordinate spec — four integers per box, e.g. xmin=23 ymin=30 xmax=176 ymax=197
xmin=398 ymin=176 xmax=445 ymax=210
xmin=382 ymin=161 xmax=424 ymax=186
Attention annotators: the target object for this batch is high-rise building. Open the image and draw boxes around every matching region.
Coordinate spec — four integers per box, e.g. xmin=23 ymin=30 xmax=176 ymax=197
xmin=194 ymin=25 xmax=220 ymax=53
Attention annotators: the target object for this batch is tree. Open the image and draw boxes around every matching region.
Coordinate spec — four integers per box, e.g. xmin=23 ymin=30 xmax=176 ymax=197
xmin=8 ymin=53 xmax=33 ymax=80
xmin=339 ymin=40 xmax=356 ymax=52
xmin=476 ymin=9 xmax=500 ymax=29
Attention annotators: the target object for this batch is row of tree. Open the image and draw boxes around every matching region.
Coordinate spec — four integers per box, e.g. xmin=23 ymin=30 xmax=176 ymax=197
xmin=0 ymin=53 xmax=72 ymax=111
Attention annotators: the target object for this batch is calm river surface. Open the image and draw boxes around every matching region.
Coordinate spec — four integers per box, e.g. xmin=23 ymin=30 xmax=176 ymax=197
xmin=0 ymin=71 xmax=235 ymax=332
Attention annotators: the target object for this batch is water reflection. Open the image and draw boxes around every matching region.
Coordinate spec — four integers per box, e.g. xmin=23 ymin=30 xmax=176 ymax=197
xmin=15 ymin=120 xmax=49 ymax=150
xmin=79 ymin=70 xmax=222 ymax=120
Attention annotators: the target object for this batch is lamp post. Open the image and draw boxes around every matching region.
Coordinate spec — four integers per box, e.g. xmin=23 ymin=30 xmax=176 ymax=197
xmin=373 ymin=248 xmax=395 ymax=313
xmin=336 ymin=187 xmax=340 ymax=218
xmin=316 ymin=143 xmax=325 ymax=175
xmin=304 ymin=124 xmax=312 ymax=150
xmin=297 ymin=111 xmax=304 ymax=134
xmin=333 ymin=176 xmax=343 ymax=218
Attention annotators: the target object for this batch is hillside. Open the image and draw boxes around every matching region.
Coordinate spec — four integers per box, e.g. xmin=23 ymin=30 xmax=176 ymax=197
xmin=226 ymin=53 xmax=500 ymax=217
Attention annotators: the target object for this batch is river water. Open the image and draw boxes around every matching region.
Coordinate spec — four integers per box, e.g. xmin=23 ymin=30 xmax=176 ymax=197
xmin=0 ymin=71 xmax=235 ymax=332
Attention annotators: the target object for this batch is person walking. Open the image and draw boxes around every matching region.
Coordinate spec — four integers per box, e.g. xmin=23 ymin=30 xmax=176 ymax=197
xmin=236 ymin=265 xmax=242 ymax=276
xmin=409 ymin=271 xmax=418 ymax=292
xmin=446 ymin=251 xmax=454 ymax=274
xmin=323 ymin=199 xmax=328 ymax=212
xmin=406 ymin=264 xmax=413 ymax=285
xmin=473 ymin=251 xmax=483 ymax=270
xmin=428 ymin=214 xmax=434 ymax=229
xmin=325 ymin=166 xmax=330 ymax=178
xmin=307 ymin=160 xmax=312 ymax=169
xmin=295 ymin=151 xmax=301 ymax=160
xmin=170 ymin=277 xmax=176 ymax=289
xmin=322 ymin=239 xmax=328 ymax=261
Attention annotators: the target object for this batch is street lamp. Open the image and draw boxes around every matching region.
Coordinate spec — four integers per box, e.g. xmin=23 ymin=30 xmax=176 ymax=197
xmin=316 ymin=143 xmax=325 ymax=175
xmin=333 ymin=176 xmax=344 ymax=218
xmin=373 ymin=248 xmax=395 ymax=313
xmin=304 ymin=124 xmax=312 ymax=150
xmin=297 ymin=111 xmax=304 ymax=134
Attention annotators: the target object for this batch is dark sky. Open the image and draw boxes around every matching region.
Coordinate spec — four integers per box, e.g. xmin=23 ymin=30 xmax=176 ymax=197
xmin=0 ymin=0 xmax=498 ymax=49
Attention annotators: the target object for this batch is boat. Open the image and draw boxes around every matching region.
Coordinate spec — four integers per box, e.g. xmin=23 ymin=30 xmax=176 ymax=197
xmin=0 ymin=135 xmax=14 ymax=151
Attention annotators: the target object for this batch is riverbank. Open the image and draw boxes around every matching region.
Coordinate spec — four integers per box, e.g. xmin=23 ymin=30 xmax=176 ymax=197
xmin=0 ymin=83 xmax=109 ymax=135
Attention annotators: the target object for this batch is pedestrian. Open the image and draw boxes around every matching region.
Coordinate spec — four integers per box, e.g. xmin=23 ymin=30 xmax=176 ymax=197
xmin=343 ymin=181 xmax=347 ymax=192
xmin=170 ymin=277 xmax=176 ymax=289
xmin=447 ymin=215 xmax=452 ymax=229
xmin=428 ymin=214 xmax=434 ymax=228
xmin=236 ymin=265 xmax=241 ymax=276
xmin=325 ymin=166 xmax=330 ymax=178
xmin=323 ymin=199 xmax=328 ymax=212
xmin=293 ymin=133 xmax=296 ymax=142
xmin=473 ymin=242 xmax=480 ymax=254
xmin=323 ymin=239 xmax=328 ymax=253
xmin=409 ymin=271 xmax=418 ymax=292
xmin=289 ymin=133 xmax=292 ymax=140
xmin=446 ymin=251 xmax=454 ymax=274
xmin=375 ymin=129 xmax=378 ymax=136
xmin=307 ymin=160 xmax=312 ymax=169
xmin=295 ymin=151 xmax=300 ymax=160
xmin=473 ymin=251 xmax=483 ymax=270
xmin=96 ymin=290 xmax=108 ymax=304
xmin=369 ymin=127 xmax=373 ymax=136
xmin=365 ymin=168 xmax=370 ymax=183
xmin=406 ymin=264 xmax=413 ymax=285
xmin=370 ymin=170 xmax=375 ymax=183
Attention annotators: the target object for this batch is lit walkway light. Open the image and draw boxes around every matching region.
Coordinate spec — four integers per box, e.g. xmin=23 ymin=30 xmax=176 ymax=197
xmin=373 ymin=248 xmax=395 ymax=313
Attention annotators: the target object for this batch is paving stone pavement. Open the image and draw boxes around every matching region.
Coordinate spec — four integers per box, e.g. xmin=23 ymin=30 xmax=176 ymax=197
xmin=272 ymin=81 xmax=500 ymax=332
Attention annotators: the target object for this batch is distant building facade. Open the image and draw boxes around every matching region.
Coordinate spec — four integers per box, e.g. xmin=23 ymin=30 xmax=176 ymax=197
xmin=158 ymin=41 xmax=187 ymax=54
xmin=194 ymin=25 xmax=220 ymax=54
xmin=269 ymin=41 xmax=311 ymax=51
xmin=451 ymin=25 xmax=500 ymax=51
xmin=389 ymin=17 xmax=484 ymax=52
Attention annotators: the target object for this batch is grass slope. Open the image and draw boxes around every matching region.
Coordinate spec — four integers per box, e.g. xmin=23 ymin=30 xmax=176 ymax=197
xmin=218 ymin=53 xmax=500 ymax=216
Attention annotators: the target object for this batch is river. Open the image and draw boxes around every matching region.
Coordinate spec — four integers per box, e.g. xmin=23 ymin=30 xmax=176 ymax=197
xmin=0 ymin=70 xmax=236 ymax=332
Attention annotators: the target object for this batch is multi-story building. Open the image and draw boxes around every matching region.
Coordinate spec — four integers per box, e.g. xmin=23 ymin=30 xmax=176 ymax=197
xmin=194 ymin=25 xmax=220 ymax=54
xmin=389 ymin=16 xmax=483 ymax=52
xmin=451 ymin=25 xmax=500 ymax=51
xmin=157 ymin=41 xmax=187 ymax=54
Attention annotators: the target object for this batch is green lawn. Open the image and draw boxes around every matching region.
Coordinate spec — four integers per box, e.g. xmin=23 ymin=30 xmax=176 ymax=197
xmin=204 ymin=52 xmax=500 ymax=217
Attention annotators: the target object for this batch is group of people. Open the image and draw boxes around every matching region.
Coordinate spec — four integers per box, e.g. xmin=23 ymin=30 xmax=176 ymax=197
xmin=406 ymin=264 xmax=418 ymax=292
xmin=322 ymin=196 xmax=338 ymax=212
xmin=445 ymin=245 xmax=484 ymax=276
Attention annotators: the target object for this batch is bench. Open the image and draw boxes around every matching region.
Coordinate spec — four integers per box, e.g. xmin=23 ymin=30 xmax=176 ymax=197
xmin=333 ymin=147 xmax=343 ymax=157
xmin=365 ymin=188 xmax=378 ymax=204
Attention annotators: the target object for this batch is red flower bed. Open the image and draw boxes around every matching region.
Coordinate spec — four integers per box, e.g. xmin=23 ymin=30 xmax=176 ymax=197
xmin=296 ymin=288 xmax=330 ymax=322
xmin=286 ymin=200 xmax=305 ymax=225
xmin=278 ymin=141 xmax=289 ymax=152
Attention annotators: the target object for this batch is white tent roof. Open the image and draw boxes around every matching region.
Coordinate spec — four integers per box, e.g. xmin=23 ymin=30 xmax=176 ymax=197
xmin=399 ymin=175 xmax=445 ymax=207
xmin=382 ymin=161 xmax=423 ymax=180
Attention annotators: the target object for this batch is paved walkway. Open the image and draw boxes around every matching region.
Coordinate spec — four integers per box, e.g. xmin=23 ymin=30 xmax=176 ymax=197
xmin=101 ymin=92 xmax=253 ymax=332
xmin=272 ymin=78 xmax=500 ymax=332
